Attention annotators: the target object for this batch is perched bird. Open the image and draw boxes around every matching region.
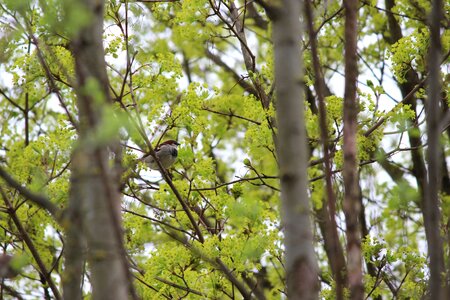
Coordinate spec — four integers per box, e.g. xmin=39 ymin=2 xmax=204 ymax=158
xmin=0 ymin=254 xmax=18 ymax=279
xmin=144 ymin=140 xmax=180 ymax=170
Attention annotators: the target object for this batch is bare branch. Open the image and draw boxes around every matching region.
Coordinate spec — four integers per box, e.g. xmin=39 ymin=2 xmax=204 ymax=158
xmin=304 ymin=0 xmax=346 ymax=297
xmin=0 ymin=188 xmax=62 ymax=300
xmin=0 ymin=167 xmax=59 ymax=219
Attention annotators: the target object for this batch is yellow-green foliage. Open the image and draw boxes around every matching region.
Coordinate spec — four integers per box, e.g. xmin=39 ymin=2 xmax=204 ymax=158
xmin=0 ymin=0 xmax=447 ymax=298
xmin=388 ymin=28 xmax=429 ymax=83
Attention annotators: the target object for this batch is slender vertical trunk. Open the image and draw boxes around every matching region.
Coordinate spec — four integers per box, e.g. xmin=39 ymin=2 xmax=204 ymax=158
xmin=25 ymin=36 xmax=32 ymax=147
xmin=272 ymin=1 xmax=318 ymax=299
xmin=425 ymin=0 xmax=446 ymax=297
xmin=342 ymin=0 xmax=363 ymax=299
xmin=304 ymin=1 xmax=347 ymax=298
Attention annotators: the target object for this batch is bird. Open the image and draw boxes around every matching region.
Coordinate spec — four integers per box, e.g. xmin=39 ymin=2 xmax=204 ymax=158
xmin=0 ymin=254 xmax=18 ymax=279
xmin=144 ymin=140 xmax=180 ymax=170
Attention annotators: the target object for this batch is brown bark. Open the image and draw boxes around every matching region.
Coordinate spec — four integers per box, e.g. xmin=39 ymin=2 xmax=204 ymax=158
xmin=304 ymin=0 xmax=347 ymax=298
xmin=425 ymin=0 xmax=446 ymax=297
xmin=342 ymin=0 xmax=364 ymax=299
xmin=271 ymin=1 xmax=319 ymax=299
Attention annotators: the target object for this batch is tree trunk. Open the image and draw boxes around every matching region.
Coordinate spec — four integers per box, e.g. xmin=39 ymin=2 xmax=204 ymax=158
xmin=425 ymin=0 xmax=446 ymax=297
xmin=63 ymin=0 xmax=131 ymax=299
xmin=342 ymin=0 xmax=364 ymax=298
xmin=272 ymin=1 xmax=319 ymax=299
xmin=304 ymin=0 xmax=347 ymax=297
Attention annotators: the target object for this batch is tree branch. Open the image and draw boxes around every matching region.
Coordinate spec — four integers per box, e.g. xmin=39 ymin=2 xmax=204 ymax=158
xmin=0 ymin=167 xmax=59 ymax=219
xmin=0 ymin=188 xmax=62 ymax=300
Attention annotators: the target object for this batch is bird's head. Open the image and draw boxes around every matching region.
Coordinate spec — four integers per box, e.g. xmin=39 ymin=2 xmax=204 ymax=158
xmin=159 ymin=140 xmax=180 ymax=147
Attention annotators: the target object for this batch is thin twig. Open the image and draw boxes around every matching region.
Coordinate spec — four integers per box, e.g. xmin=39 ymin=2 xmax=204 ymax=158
xmin=1 ymin=188 xmax=62 ymax=300
xmin=0 ymin=167 xmax=59 ymax=219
